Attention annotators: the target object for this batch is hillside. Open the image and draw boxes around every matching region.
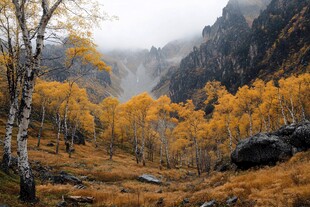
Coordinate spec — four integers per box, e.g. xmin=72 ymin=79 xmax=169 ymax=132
xmin=0 ymin=117 xmax=310 ymax=207
xmin=154 ymin=0 xmax=310 ymax=104
xmin=1 ymin=0 xmax=310 ymax=206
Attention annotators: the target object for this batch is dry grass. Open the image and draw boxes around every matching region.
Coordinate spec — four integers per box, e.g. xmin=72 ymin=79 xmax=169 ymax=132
xmin=0 ymin=117 xmax=310 ymax=206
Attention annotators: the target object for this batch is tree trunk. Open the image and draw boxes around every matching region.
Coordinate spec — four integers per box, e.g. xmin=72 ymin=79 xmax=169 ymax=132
xmin=64 ymin=101 xmax=70 ymax=152
xmin=2 ymin=96 xmax=18 ymax=173
xmin=141 ymin=126 xmax=146 ymax=166
xmin=37 ymin=104 xmax=45 ymax=147
xmin=159 ymin=139 xmax=163 ymax=170
xmin=193 ymin=138 xmax=201 ymax=176
xmin=164 ymin=136 xmax=171 ymax=169
xmin=226 ymin=119 xmax=233 ymax=154
xmin=16 ymin=69 xmax=36 ymax=202
xmin=133 ymin=121 xmax=139 ymax=164
xmin=69 ymin=124 xmax=77 ymax=158
xmin=248 ymin=111 xmax=253 ymax=136
xmin=278 ymin=91 xmax=288 ymax=125
xmin=55 ymin=113 xmax=61 ymax=154
xmin=288 ymin=95 xmax=296 ymax=123
xmin=109 ymin=122 xmax=114 ymax=160
xmin=12 ymin=0 xmax=63 ymax=202
xmin=298 ymin=83 xmax=306 ymax=121
xmin=93 ymin=119 xmax=98 ymax=148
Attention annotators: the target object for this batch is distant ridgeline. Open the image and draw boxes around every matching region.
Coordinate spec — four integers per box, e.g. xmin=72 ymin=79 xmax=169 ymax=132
xmin=154 ymin=0 xmax=310 ymax=105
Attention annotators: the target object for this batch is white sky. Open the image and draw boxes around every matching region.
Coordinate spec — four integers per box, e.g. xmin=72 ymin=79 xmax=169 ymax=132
xmin=94 ymin=0 xmax=229 ymax=51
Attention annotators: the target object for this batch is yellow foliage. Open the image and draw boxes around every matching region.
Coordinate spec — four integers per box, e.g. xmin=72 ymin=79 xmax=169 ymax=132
xmin=66 ymin=34 xmax=111 ymax=72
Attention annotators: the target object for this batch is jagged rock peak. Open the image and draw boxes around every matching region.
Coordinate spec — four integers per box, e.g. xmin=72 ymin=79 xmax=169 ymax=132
xmin=202 ymin=25 xmax=211 ymax=39
xmin=150 ymin=46 xmax=158 ymax=54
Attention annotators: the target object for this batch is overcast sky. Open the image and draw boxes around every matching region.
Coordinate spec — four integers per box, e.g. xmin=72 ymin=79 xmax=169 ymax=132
xmin=94 ymin=0 xmax=229 ymax=51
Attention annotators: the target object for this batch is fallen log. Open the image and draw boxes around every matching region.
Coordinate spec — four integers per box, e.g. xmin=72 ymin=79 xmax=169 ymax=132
xmin=64 ymin=196 xmax=94 ymax=204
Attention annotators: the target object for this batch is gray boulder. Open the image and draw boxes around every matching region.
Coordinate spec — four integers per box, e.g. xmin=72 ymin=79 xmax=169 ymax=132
xmin=232 ymin=121 xmax=310 ymax=169
xmin=201 ymin=200 xmax=216 ymax=207
xmin=52 ymin=171 xmax=82 ymax=185
xmin=138 ymin=174 xmax=162 ymax=185
xmin=226 ymin=196 xmax=238 ymax=205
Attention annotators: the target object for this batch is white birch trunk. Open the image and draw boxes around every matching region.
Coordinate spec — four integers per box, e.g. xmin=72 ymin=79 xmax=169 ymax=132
xmin=278 ymin=91 xmax=288 ymax=125
xmin=141 ymin=124 xmax=146 ymax=166
xmin=133 ymin=120 xmax=139 ymax=164
xmin=16 ymin=67 xmax=36 ymax=202
xmin=37 ymin=104 xmax=45 ymax=147
xmin=55 ymin=113 xmax=61 ymax=154
xmin=2 ymin=96 xmax=18 ymax=173
xmin=248 ymin=111 xmax=253 ymax=136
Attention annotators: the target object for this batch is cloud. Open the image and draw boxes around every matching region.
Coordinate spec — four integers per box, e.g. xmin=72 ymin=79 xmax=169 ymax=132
xmin=94 ymin=0 xmax=229 ymax=51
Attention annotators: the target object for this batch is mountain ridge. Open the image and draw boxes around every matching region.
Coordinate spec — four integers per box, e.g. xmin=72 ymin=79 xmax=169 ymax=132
xmin=156 ymin=0 xmax=310 ymax=105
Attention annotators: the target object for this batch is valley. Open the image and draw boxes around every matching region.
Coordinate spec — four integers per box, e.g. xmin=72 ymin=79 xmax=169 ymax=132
xmin=0 ymin=0 xmax=310 ymax=206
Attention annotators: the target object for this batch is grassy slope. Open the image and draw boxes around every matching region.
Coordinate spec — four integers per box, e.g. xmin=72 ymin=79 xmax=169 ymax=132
xmin=0 ymin=117 xmax=310 ymax=207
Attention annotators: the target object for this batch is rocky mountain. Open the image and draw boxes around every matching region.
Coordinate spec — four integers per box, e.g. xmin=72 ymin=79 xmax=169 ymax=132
xmin=105 ymin=36 xmax=202 ymax=102
xmin=154 ymin=0 xmax=310 ymax=104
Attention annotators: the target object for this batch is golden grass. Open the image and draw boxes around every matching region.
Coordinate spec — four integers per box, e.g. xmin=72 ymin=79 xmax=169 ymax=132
xmin=0 ymin=117 xmax=310 ymax=206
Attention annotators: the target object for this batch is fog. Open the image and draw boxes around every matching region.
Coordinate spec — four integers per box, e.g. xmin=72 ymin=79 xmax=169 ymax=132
xmin=94 ymin=0 xmax=229 ymax=51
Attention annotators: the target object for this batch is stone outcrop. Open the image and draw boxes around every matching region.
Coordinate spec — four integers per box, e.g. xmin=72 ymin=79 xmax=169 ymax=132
xmin=138 ymin=174 xmax=162 ymax=185
xmin=232 ymin=122 xmax=310 ymax=169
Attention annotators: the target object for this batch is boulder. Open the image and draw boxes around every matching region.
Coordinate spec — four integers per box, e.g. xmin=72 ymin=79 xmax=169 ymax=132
xmin=120 ymin=188 xmax=129 ymax=193
xmin=232 ymin=122 xmax=310 ymax=169
xmin=74 ymin=184 xmax=86 ymax=190
xmin=182 ymin=198 xmax=190 ymax=204
xmin=201 ymin=200 xmax=216 ymax=207
xmin=231 ymin=133 xmax=292 ymax=169
xmin=46 ymin=142 xmax=55 ymax=147
xmin=52 ymin=171 xmax=82 ymax=185
xmin=290 ymin=122 xmax=310 ymax=150
xmin=226 ymin=196 xmax=238 ymax=205
xmin=138 ymin=174 xmax=162 ymax=185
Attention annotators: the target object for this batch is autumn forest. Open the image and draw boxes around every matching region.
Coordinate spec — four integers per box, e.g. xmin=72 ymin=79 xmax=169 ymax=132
xmin=0 ymin=0 xmax=310 ymax=207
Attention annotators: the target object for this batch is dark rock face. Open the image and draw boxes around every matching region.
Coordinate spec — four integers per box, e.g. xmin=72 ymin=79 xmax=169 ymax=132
xmin=52 ymin=171 xmax=82 ymax=185
xmin=290 ymin=122 xmax=310 ymax=150
xmin=232 ymin=122 xmax=310 ymax=169
xmin=138 ymin=174 xmax=162 ymax=185
xmin=166 ymin=0 xmax=310 ymax=104
xmin=231 ymin=133 xmax=292 ymax=168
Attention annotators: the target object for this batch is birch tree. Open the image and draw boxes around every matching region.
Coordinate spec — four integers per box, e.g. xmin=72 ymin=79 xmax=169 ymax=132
xmin=99 ymin=97 xmax=120 ymax=160
xmin=0 ymin=0 xmax=24 ymax=173
xmin=10 ymin=0 xmax=105 ymax=202
xmin=148 ymin=95 xmax=176 ymax=169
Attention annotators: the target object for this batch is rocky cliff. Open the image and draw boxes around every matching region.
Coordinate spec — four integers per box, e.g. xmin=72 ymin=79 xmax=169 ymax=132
xmin=158 ymin=0 xmax=310 ymax=104
xmin=105 ymin=36 xmax=202 ymax=101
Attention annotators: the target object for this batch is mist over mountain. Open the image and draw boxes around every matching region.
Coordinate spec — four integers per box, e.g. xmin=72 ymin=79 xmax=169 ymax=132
xmin=154 ymin=0 xmax=310 ymax=106
xmin=42 ymin=0 xmax=310 ymax=106
xmin=103 ymin=35 xmax=202 ymax=102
